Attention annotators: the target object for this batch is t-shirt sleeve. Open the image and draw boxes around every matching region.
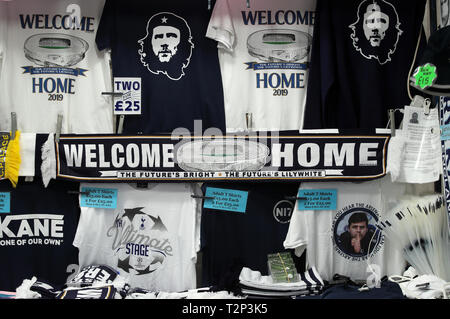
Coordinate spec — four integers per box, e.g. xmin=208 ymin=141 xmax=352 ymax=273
xmin=95 ymin=0 xmax=115 ymax=51
xmin=72 ymin=183 xmax=88 ymax=248
xmin=206 ymin=0 xmax=235 ymax=51
xmin=192 ymin=184 xmax=203 ymax=259
xmin=283 ymin=196 xmax=308 ymax=257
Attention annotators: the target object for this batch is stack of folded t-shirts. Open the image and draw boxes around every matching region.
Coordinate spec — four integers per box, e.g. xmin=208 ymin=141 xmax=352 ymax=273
xmin=15 ymin=265 xmax=130 ymax=299
xmin=238 ymin=267 xmax=324 ymax=299
xmin=389 ymin=267 xmax=450 ymax=299
xmin=14 ymin=264 xmax=244 ymax=299
xmin=125 ymin=287 xmax=243 ymax=299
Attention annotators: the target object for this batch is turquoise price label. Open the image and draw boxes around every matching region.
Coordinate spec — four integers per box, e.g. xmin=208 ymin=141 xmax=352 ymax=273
xmin=297 ymin=189 xmax=337 ymax=210
xmin=0 ymin=192 xmax=10 ymax=213
xmin=203 ymin=187 xmax=249 ymax=213
xmin=80 ymin=187 xmax=118 ymax=209
xmin=441 ymin=124 xmax=450 ymax=141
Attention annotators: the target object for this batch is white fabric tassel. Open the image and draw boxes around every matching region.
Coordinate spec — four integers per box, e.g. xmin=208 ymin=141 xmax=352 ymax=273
xmin=41 ymin=134 xmax=56 ymax=187
xmin=386 ymin=131 xmax=406 ymax=182
xmin=15 ymin=277 xmax=41 ymax=299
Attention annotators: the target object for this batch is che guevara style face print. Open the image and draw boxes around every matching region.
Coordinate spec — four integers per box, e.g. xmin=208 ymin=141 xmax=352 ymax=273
xmin=349 ymin=0 xmax=402 ymax=65
xmin=363 ymin=3 xmax=389 ymax=47
xmin=151 ymin=25 xmax=181 ymax=62
xmin=138 ymin=12 xmax=194 ymax=81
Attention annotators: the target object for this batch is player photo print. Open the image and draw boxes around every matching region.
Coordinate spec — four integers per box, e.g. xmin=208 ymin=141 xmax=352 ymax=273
xmin=332 ymin=205 xmax=384 ymax=261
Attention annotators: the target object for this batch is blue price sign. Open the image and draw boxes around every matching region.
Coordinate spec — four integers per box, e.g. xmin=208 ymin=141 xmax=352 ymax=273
xmin=297 ymin=189 xmax=337 ymax=210
xmin=80 ymin=187 xmax=118 ymax=209
xmin=0 ymin=192 xmax=11 ymax=213
xmin=441 ymin=124 xmax=450 ymax=141
xmin=203 ymin=187 xmax=249 ymax=213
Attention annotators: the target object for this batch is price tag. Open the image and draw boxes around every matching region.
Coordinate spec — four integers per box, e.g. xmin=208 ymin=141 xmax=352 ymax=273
xmin=441 ymin=124 xmax=450 ymax=141
xmin=413 ymin=63 xmax=437 ymax=89
xmin=297 ymin=189 xmax=337 ymax=210
xmin=0 ymin=192 xmax=11 ymax=213
xmin=203 ymin=187 xmax=248 ymax=213
xmin=113 ymin=77 xmax=141 ymax=115
xmin=80 ymin=187 xmax=118 ymax=209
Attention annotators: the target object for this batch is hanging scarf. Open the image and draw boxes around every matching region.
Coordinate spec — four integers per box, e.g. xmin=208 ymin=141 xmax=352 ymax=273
xmin=0 ymin=131 xmax=21 ymax=187
xmin=40 ymin=131 xmax=390 ymax=186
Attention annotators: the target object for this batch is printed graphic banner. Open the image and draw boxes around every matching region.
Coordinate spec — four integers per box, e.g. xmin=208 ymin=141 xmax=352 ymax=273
xmin=22 ymin=66 xmax=88 ymax=77
xmin=245 ymin=62 xmax=309 ymax=70
xmin=0 ymin=133 xmax=10 ymax=179
xmin=47 ymin=132 xmax=390 ymax=182
xmin=439 ymin=97 xmax=450 ymax=221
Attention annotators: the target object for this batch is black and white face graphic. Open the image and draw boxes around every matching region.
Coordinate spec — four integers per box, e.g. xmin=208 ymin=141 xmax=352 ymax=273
xmin=363 ymin=3 xmax=389 ymax=47
xmin=349 ymin=0 xmax=402 ymax=65
xmin=138 ymin=12 xmax=194 ymax=81
xmin=410 ymin=112 xmax=419 ymax=124
xmin=151 ymin=25 xmax=180 ymax=62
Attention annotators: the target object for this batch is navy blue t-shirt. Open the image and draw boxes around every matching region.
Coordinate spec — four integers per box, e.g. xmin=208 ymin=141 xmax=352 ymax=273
xmin=200 ymin=182 xmax=303 ymax=288
xmin=303 ymin=0 xmax=427 ymax=129
xmin=0 ymin=178 xmax=80 ymax=291
xmin=298 ymin=280 xmax=406 ymax=299
xmin=96 ymin=0 xmax=226 ymax=134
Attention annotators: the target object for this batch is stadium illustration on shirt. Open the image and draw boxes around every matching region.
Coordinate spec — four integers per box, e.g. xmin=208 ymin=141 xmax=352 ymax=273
xmin=24 ymin=33 xmax=89 ymax=67
xmin=21 ymin=32 xmax=90 ymax=98
xmin=246 ymin=29 xmax=312 ymax=63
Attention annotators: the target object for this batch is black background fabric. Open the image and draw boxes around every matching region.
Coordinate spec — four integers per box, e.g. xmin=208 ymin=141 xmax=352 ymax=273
xmin=0 ymin=178 xmax=80 ymax=291
xmin=200 ymin=182 xmax=305 ymax=289
xmin=96 ymin=0 xmax=226 ymax=135
xmin=418 ymin=25 xmax=450 ymax=85
xmin=304 ymin=0 xmax=427 ymax=129
xmin=34 ymin=133 xmax=49 ymax=178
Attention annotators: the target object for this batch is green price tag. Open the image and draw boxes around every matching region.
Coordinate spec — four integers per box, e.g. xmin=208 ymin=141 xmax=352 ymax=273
xmin=413 ymin=63 xmax=437 ymax=89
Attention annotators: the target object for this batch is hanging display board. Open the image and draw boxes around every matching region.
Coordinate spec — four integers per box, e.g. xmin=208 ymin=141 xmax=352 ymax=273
xmin=439 ymin=97 xmax=450 ymax=220
xmin=44 ymin=131 xmax=390 ymax=183
xmin=0 ymin=133 xmax=10 ymax=180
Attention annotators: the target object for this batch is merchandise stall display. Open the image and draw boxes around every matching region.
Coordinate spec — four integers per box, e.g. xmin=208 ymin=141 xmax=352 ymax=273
xmin=0 ymin=0 xmax=449 ymax=304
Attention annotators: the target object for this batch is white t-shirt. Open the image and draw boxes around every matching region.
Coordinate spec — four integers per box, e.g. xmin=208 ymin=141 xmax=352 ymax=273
xmin=73 ymin=183 xmax=201 ymax=292
xmin=284 ymin=177 xmax=407 ymax=282
xmin=0 ymin=0 xmax=113 ymax=134
xmin=206 ymin=0 xmax=316 ymax=132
